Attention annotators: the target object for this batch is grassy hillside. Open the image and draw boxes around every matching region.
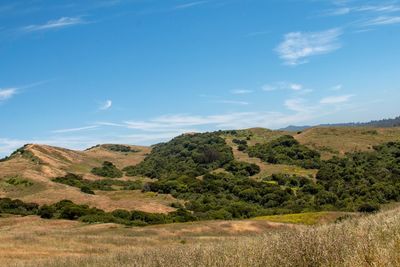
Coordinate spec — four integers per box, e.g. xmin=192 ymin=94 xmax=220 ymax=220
xmin=0 ymin=144 xmax=176 ymax=214
xmin=295 ymin=127 xmax=400 ymax=159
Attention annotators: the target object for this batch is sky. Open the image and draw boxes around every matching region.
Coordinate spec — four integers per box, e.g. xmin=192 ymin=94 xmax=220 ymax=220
xmin=1 ymin=0 xmax=400 ymax=156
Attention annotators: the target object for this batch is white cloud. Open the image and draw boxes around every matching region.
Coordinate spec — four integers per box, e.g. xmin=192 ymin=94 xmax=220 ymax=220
xmin=262 ymin=82 xmax=305 ymax=92
xmin=327 ymin=3 xmax=400 ymax=16
xmin=0 ymin=88 xmax=17 ymax=101
xmin=100 ymin=100 xmax=112 ymax=110
xmin=215 ymin=100 xmax=249 ymax=105
xmin=52 ymin=125 xmax=99 ymax=134
xmin=276 ymin=28 xmax=342 ymax=66
xmin=231 ymin=89 xmax=253 ymax=94
xmin=174 ymin=1 xmax=207 ymax=10
xmin=290 ymin=83 xmax=303 ymax=91
xmin=356 ymin=5 xmax=400 ymax=13
xmin=23 ymin=17 xmax=85 ymax=32
xmin=320 ymin=94 xmax=354 ymax=104
xmin=362 ymin=16 xmax=400 ymax=26
xmin=331 ymin=84 xmax=343 ymax=91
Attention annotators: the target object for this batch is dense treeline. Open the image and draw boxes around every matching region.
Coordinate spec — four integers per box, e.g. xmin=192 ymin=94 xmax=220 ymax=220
xmin=248 ymin=135 xmax=321 ymax=169
xmin=141 ymin=139 xmax=400 ymax=217
xmin=0 ymin=198 xmax=195 ymax=226
xmin=124 ymin=133 xmax=234 ymax=178
xmin=316 ymin=142 xmax=400 ymax=210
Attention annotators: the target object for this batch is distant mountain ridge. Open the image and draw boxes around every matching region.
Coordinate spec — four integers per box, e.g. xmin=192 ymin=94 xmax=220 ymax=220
xmin=281 ymin=116 xmax=400 ymax=132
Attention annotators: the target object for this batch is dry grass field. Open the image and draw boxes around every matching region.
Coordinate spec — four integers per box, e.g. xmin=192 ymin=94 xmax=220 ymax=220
xmin=295 ymin=126 xmax=400 ymax=159
xmin=0 ymin=207 xmax=398 ymax=266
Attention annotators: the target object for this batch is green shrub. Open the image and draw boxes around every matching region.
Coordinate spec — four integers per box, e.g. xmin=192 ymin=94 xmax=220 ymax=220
xmin=248 ymin=135 xmax=321 ymax=169
xmin=81 ymin=186 xmax=95 ymax=195
xmin=124 ymin=133 xmax=234 ymax=179
xmin=91 ymin=161 xmax=123 ymax=178
xmin=225 ymin=161 xmax=260 ymax=176
xmin=0 ymin=198 xmax=39 ymax=215
xmin=357 ymin=203 xmax=380 ymax=213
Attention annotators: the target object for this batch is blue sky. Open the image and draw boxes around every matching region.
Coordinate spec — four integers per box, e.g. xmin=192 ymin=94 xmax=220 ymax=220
xmin=1 ymin=0 xmax=400 ymax=156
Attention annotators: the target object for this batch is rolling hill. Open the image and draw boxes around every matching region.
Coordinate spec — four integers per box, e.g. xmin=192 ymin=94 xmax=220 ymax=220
xmin=1 ymin=125 xmax=399 ymax=219
xmin=1 ymin=125 xmax=400 ymax=266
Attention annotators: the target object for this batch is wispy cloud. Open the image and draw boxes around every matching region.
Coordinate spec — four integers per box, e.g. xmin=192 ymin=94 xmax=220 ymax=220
xmin=276 ymin=28 xmax=342 ymax=66
xmin=174 ymin=1 xmax=207 ymax=10
xmin=326 ymin=3 xmax=400 ymax=16
xmin=320 ymin=94 xmax=354 ymax=104
xmin=22 ymin=17 xmax=85 ymax=32
xmin=215 ymin=100 xmax=249 ymax=105
xmin=52 ymin=125 xmax=99 ymax=134
xmin=99 ymin=100 xmax=112 ymax=110
xmin=0 ymin=88 xmax=17 ymax=101
xmin=331 ymin=84 xmax=343 ymax=91
xmin=231 ymin=89 xmax=253 ymax=94
xmin=361 ymin=16 xmax=400 ymax=26
xmin=262 ymin=82 xmax=305 ymax=92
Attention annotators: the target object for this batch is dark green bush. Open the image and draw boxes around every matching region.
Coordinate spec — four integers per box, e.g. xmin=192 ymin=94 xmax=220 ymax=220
xmin=81 ymin=186 xmax=95 ymax=195
xmin=124 ymin=133 xmax=234 ymax=179
xmin=248 ymin=135 xmax=321 ymax=169
xmin=91 ymin=161 xmax=123 ymax=178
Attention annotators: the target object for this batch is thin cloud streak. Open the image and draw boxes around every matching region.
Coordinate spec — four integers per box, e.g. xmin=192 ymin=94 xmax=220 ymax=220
xmin=22 ymin=17 xmax=85 ymax=32
xmin=52 ymin=125 xmax=99 ymax=134
xmin=320 ymin=94 xmax=354 ymax=104
xmin=174 ymin=1 xmax=207 ymax=10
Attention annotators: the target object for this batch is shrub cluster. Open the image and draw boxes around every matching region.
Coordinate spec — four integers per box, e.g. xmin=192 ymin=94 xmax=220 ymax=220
xmin=53 ymin=173 xmax=143 ymax=194
xmin=124 ymin=133 xmax=234 ymax=178
xmin=248 ymin=135 xmax=321 ymax=169
xmin=37 ymin=200 xmax=196 ymax=226
xmin=91 ymin=161 xmax=123 ymax=178
xmin=316 ymin=142 xmax=400 ymax=211
xmin=0 ymin=198 xmax=39 ymax=215
xmin=224 ymin=161 xmax=260 ymax=176
xmin=102 ymin=144 xmax=139 ymax=153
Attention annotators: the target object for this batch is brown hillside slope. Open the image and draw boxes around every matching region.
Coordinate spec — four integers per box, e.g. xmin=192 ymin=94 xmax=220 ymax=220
xmin=0 ymin=144 xmax=175 ymax=213
xmin=295 ymin=127 xmax=400 ymax=159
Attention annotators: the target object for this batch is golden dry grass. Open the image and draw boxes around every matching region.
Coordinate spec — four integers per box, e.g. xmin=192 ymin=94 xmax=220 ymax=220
xmin=295 ymin=126 xmax=400 ymax=159
xmin=1 ymin=207 xmax=399 ymax=266
xmin=254 ymin=211 xmax=349 ymax=225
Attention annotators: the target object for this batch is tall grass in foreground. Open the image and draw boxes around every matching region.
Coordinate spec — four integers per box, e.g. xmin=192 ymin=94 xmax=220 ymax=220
xmin=22 ymin=208 xmax=400 ymax=267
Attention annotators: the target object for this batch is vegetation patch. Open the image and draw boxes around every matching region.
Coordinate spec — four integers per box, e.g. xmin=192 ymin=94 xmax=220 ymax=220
xmin=254 ymin=212 xmax=332 ymax=225
xmin=102 ymin=144 xmax=140 ymax=153
xmin=5 ymin=176 xmax=33 ymax=187
xmin=91 ymin=161 xmax=123 ymax=178
xmin=124 ymin=132 xmax=234 ymax=179
xmin=248 ymin=135 xmax=321 ymax=169
xmin=0 ymin=198 xmax=39 ymax=216
xmin=53 ymin=173 xmax=143 ymax=193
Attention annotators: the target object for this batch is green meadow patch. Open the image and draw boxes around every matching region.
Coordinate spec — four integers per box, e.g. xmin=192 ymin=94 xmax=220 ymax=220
xmin=254 ymin=212 xmax=342 ymax=225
